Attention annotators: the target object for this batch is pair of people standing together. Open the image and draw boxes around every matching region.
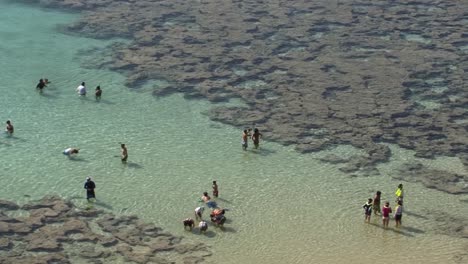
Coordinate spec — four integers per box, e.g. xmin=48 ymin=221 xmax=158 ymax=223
xmin=242 ymin=128 xmax=262 ymax=150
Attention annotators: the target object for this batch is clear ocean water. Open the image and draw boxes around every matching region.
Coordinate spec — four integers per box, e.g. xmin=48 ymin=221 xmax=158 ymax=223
xmin=0 ymin=2 xmax=467 ymax=263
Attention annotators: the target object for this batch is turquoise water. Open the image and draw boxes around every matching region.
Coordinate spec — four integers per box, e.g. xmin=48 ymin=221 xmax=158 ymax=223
xmin=1 ymin=2 xmax=468 ymax=264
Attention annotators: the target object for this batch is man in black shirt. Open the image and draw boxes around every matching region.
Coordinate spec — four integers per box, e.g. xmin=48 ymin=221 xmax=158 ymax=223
xmin=36 ymin=79 xmax=47 ymax=92
xmin=84 ymin=177 xmax=96 ymax=201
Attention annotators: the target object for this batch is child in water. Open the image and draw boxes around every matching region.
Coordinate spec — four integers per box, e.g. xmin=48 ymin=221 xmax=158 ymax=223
xmin=5 ymin=120 xmax=14 ymax=135
xmin=212 ymin=181 xmax=219 ymax=198
xmin=382 ymin=201 xmax=392 ymax=228
xmin=363 ymin=198 xmax=373 ymax=223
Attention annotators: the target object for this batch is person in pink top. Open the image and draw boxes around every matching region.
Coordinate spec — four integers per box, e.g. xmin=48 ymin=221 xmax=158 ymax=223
xmin=381 ymin=201 xmax=392 ymax=228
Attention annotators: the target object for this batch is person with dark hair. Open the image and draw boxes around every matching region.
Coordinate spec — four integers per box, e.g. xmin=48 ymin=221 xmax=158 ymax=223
xmin=183 ymin=218 xmax=195 ymax=231
xmin=212 ymin=181 xmax=219 ymax=198
xmin=5 ymin=120 xmax=14 ymax=135
xmin=363 ymin=198 xmax=373 ymax=223
xmin=63 ymin=148 xmax=79 ymax=157
xmin=382 ymin=201 xmax=392 ymax=228
xmin=95 ymin=85 xmax=102 ymax=100
xmin=251 ymin=128 xmax=263 ymax=149
xmin=84 ymin=177 xmax=96 ymax=201
xmin=373 ymin=191 xmax=381 ymax=215
xmin=36 ymin=79 xmax=47 ymax=92
xmin=121 ymin=143 xmax=128 ymax=162
xmin=195 ymin=206 xmax=204 ymax=220
xmin=394 ymin=200 xmax=403 ymax=227
xmin=241 ymin=129 xmax=251 ymax=150
xmin=76 ymin=82 xmax=87 ymax=96
xmin=395 ymin=183 xmax=404 ymax=204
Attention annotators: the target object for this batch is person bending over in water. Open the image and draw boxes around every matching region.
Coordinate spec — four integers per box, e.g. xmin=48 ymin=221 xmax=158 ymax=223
xmin=36 ymin=79 xmax=47 ymax=92
xmin=63 ymin=148 xmax=79 ymax=157
xmin=199 ymin=220 xmax=208 ymax=234
xmin=195 ymin=206 xmax=205 ymax=220
xmin=5 ymin=120 xmax=14 ymax=135
xmin=76 ymin=82 xmax=87 ymax=96
xmin=251 ymin=128 xmax=263 ymax=149
xmin=121 ymin=144 xmax=128 ymax=162
xmin=84 ymin=177 xmax=96 ymax=201
xmin=183 ymin=218 xmax=195 ymax=231
xmin=95 ymin=86 xmax=102 ymax=100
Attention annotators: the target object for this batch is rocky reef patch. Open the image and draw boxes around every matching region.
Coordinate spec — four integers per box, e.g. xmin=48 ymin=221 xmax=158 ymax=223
xmin=0 ymin=196 xmax=211 ymax=264
xmin=16 ymin=0 xmax=468 ymax=190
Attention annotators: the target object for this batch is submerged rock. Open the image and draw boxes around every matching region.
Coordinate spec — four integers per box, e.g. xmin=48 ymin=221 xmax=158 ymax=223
xmin=0 ymin=196 xmax=211 ymax=263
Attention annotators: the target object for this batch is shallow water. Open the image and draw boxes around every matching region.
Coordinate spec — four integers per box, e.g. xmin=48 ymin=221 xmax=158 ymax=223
xmin=1 ymin=2 xmax=468 ymax=264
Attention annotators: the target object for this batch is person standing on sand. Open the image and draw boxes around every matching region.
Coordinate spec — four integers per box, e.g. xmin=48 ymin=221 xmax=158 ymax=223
xmin=373 ymin=191 xmax=381 ymax=215
xmin=363 ymin=198 xmax=373 ymax=223
xmin=394 ymin=200 xmax=403 ymax=227
xmin=251 ymin=128 xmax=263 ymax=149
xmin=5 ymin=120 xmax=14 ymax=135
xmin=212 ymin=181 xmax=219 ymax=198
xmin=121 ymin=143 xmax=128 ymax=162
xmin=382 ymin=201 xmax=392 ymax=228
xmin=76 ymin=82 xmax=87 ymax=96
xmin=84 ymin=177 xmax=96 ymax=201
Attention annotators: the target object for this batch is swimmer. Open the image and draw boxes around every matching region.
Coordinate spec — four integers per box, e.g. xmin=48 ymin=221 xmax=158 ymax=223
xmin=5 ymin=120 xmax=14 ymax=135
xmin=63 ymin=148 xmax=79 ymax=157
xmin=95 ymin=85 xmax=102 ymax=100
xmin=198 ymin=220 xmax=208 ymax=233
xmin=44 ymin=78 xmax=50 ymax=85
xmin=382 ymin=201 xmax=392 ymax=228
xmin=363 ymin=198 xmax=373 ymax=223
xmin=183 ymin=218 xmax=195 ymax=231
xmin=195 ymin=206 xmax=205 ymax=220
xmin=241 ymin=129 xmax=250 ymax=151
xmin=201 ymin=192 xmax=211 ymax=203
xmin=373 ymin=191 xmax=381 ymax=215
xmin=83 ymin=177 xmax=96 ymax=201
xmin=36 ymin=79 xmax=47 ymax=92
xmin=121 ymin=143 xmax=128 ymax=162
xmin=76 ymin=82 xmax=87 ymax=96
xmin=251 ymin=128 xmax=263 ymax=149
xmin=212 ymin=181 xmax=219 ymax=198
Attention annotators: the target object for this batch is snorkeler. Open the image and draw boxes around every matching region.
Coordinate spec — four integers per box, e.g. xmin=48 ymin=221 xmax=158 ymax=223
xmin=63 ymin=148 xmax=79 ymax=157
xmin=5 ymin=120 xmax=14 ymax=135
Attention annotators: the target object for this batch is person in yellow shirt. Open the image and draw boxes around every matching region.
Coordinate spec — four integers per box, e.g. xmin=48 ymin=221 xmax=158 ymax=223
xmin=395 ymin=183 xmax=404 ymax=204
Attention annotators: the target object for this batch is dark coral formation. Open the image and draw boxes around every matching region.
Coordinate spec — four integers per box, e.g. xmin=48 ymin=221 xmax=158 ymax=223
xmin=0 ymin=196 xmax=211 ymax=264
xmin=18 ymin=1 xmax=468 ymax=181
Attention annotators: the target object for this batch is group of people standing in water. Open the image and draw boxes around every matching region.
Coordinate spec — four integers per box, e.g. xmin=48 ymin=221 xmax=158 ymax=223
xmin=242 ymin=128 xmax=263 ymax=151
xmin=363 ymin=184 xmax=404 ymax=228
xmin=36 ymin=79 xmax=102 ymax=100
xmin=183 ymin=181 xmax=227 ymax=234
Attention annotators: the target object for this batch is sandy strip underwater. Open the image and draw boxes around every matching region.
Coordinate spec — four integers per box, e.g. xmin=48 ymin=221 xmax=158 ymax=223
xmin=0 ymin=1 xmax=468 ymax=264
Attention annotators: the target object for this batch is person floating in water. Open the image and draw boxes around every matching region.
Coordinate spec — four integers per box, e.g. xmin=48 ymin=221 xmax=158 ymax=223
xmin=63 ymin=148 xmax=79 ymax=157
xmin=201 ymin=191 xmax=217 ymax=208
xmin=251 ymin=128 xmax=263 ymax=149
xmin=36 ymin=79 xmax=47 ymax=92
xmin=76 ymin=82 xmax=87 ymax=96
xmin=241 ymin=129 xmax=251 ymax=151
xmin=95 ymin=85 xmax=102 ymax=100
xmin=5 ymin=120 xmax=14 ymax=135
xmin=183 ymin=218 xmax=195 ymax=231
xmin=382 ymin=201 xmax=392 ymax=228
xmin=373 ymin=191 xmax=381 ymax=216
xmin=212 ymin=181 xmax=219 ymax=198
xmin=363 ymin=198 xmax=373 ymax=223
xmin=121 ymin=143 xmax=128 ymax=162
xmin=395 ymin=183 xmax=404 ymax=204
xmin=84 ymin=177 xmax=96 ymax=201
xmin=198 ymin=220 xmax=208 ymax=233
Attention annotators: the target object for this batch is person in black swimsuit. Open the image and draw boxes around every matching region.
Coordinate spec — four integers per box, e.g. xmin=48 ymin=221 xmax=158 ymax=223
xmin=36 ymin=79 xmax=47 ymax=92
